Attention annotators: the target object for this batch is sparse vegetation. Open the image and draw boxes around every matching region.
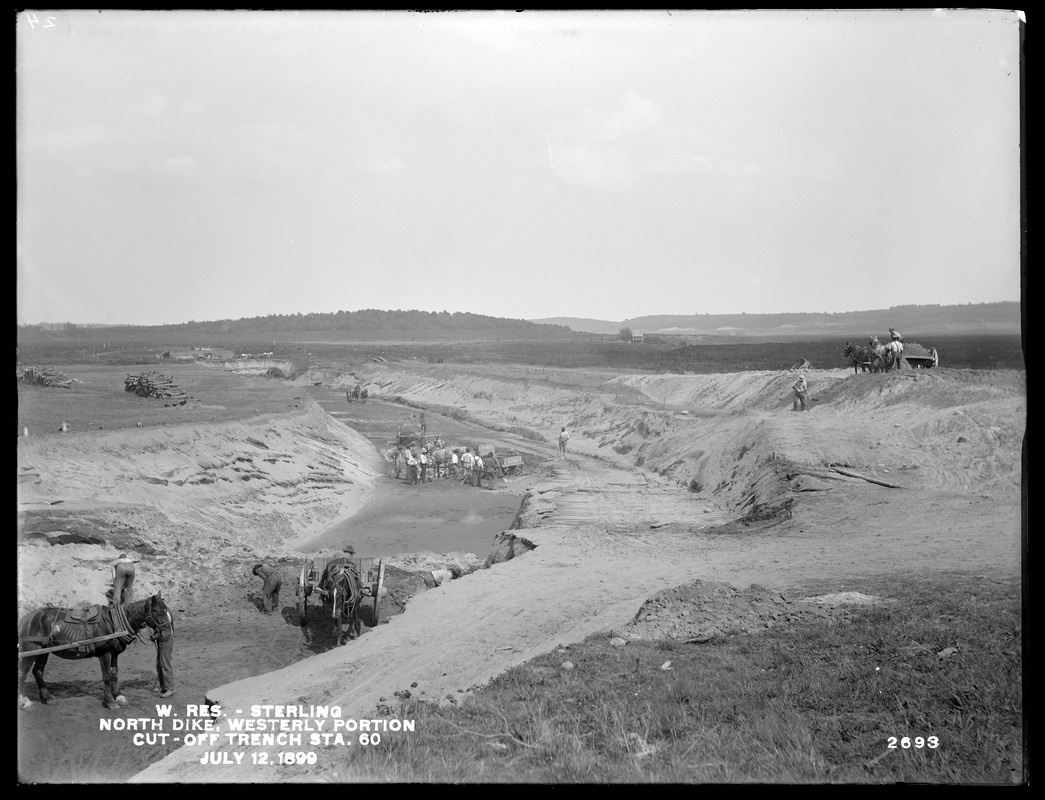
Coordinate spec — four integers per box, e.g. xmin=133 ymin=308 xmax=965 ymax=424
xmin=330 ymin=575 xmax=1022 ymax=784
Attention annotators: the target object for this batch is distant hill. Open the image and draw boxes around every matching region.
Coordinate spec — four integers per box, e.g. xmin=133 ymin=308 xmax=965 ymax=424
xmin=17 ymin=309 xmax=585 ymax=342
xmin=533 ymin=303 xmax=1021 ymax=338
xmin=526 ymin=317 xmax=623 ymax=335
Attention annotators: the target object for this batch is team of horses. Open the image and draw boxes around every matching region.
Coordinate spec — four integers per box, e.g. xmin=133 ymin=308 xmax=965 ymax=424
xmin=843 ymin=339 xmax=905 ymax=374
xmin=18 ymin=592 xmax=173 ymax=709
xmin=306 ymin=559 xmax=363 ymax=646
xmin=346 ymin=384 xmax=369 ymax=403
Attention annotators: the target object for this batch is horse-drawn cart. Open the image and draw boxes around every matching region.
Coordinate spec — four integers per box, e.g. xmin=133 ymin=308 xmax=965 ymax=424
xmin=296 ymin=556 xmax=385 ymax=643
xmin=901 ymin=342 xmax=939 ymax=369
xmin=495 ymin=450 xmax=524 ymax=476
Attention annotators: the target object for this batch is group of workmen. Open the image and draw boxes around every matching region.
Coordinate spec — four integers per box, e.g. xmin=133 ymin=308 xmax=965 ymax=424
xmin=108 ymin=553 xmax=175 ymax=698
xmin=394 ymin=444 xmax=493 ymax=489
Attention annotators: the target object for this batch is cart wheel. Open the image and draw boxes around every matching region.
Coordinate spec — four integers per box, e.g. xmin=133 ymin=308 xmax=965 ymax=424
xmin=373 ymin=560 xmax=386 ymax=626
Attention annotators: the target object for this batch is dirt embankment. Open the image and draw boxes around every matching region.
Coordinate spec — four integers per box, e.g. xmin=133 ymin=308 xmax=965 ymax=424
xmin=18 ymin=362 xmax=1023 ymax=784
xmin=356 ymin=364 xmax=1024 ymax=515
xmin=17 ymin=399 xmax=385 ymax=617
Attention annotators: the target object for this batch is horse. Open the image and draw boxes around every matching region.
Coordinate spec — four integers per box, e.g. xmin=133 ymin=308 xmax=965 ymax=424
xmin=882 ymin=340 xmax=904 ymax=371
xmin=318 ymin=560 xmax=362 ymax=645
xmin=18 ymin=592 xmax=173 ymax=710
xmin=360 ymin=387 xmax=369 ymax=404
xmin=869 ymin=340 xmax=904 ymax=372
xmin=428 ymin=446 xmax=453 ymax=478
xmin=843 ymin=342 xmax=876 ymax=375
xmin=385 ymin=446 xmax=405 ymax=479
xmin=351 ymin=384 xmax=362 ymax=402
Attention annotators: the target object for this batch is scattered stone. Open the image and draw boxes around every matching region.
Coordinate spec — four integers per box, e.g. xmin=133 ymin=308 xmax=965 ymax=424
xmin=561 ymin=661 xmax=575 ymax=671
xmin=455 ymin=691 xmax=474 ymax=708
xmin=660 ymin=660 xmax=673 ymax=671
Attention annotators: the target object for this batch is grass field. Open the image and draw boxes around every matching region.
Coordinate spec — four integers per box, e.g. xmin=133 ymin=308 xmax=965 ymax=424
xmin=16 ymin=362 xmax=306 ymax=437
xmin=334 ymin=574 xmax=1023 ymax=784
xmin=16 ymin=334 xmax=1024 ymax=374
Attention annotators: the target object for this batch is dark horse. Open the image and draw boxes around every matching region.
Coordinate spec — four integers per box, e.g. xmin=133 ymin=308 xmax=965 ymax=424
xmin=843 ymin=342 xmax=877 ymax=374
xmin=18 ymin=592 xmax=173 ymax=709
xmin=360 ymin=387 xmax=369 ymax=404
xmin=317 ymin=560 xmax=362 ymax=646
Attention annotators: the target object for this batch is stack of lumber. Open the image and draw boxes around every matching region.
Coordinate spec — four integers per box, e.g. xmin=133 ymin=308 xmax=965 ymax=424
xmin=19 ymin=366 xmax=72 ymax=388
xmin=124 ymin=371 xmax=188 ymax=403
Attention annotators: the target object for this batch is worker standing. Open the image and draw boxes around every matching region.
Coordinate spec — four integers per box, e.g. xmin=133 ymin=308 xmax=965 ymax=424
xmin=558 ymin=426 xmax=571 ymax=459
xmin=791 ymin=374 xmax=808 ymax=412
xmin=151 ymin=610 xmax=175 ymax=698
xmin=461 ymin=447 xmax=475 ymax=486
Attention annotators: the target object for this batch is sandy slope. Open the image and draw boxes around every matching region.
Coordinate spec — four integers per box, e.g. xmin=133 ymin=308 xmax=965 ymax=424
xmin=17 ymin=404 xmax=385 ymax=617
xmin=133 ymin=365 xmax=1022 ymax=783
xmin=16 ymin=363 xmax=1024 ymax=783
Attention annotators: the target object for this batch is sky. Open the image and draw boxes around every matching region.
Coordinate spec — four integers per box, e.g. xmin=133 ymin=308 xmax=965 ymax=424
xmin=17 ymin=9 xmax=1023 ymax=326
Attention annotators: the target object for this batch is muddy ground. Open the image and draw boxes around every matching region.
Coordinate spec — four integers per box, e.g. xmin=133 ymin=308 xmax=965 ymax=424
xmin=16 ymin=362 xmax=1024 ymax=783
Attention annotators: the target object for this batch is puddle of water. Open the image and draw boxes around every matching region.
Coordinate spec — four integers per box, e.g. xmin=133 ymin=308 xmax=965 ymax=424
xmin=300 ymin=479 xmax=523 ymax=559
xmin=300 ymin=386 xmax=529 ymax=558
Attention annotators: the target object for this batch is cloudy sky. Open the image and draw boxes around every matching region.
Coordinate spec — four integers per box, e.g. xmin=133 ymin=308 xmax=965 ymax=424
xmin=17 ymin=10 xmax=1022 ymax=326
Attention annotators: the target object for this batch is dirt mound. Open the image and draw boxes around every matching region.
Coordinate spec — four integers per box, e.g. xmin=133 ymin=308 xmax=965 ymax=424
xmin=627 ymin=580 xmax=867 ymax=642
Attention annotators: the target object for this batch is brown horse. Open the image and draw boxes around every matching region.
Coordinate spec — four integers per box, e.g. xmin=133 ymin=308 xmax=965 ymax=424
xmin=18 ymin=592 xmax=173 ymax=709
xmin=843 ymin=342 xmax=877 ymax=374
xmin=319 ymin=561 xmax=362 ymax=645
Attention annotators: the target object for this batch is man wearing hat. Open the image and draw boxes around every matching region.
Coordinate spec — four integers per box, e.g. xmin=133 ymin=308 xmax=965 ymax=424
xmin=450 ymin=448 xmax=460 ymax=478
xmin=419 ymin=446 xmax=430 ymax=483
xmin=405 ymin=447 xmax=419 ymax=484
xmin=151 ymin=607 xmax=175 ymax=698
xmin=460 ymin=447 xmax=475 ymax=485
xmin=252 ymin=563 xmax=283 ymax=615
xmin=107 ymin=553 xmax=136 ymax=605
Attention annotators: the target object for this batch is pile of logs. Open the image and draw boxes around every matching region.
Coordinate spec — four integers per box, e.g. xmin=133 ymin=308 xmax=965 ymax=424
xmin=124 ymin=371 xmax=188 ymax=403
xmin=19 ymin=366 xmax=72 ymax=388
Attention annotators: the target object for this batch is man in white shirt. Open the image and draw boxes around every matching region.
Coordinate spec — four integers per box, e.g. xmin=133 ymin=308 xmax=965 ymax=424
xmin=460 ymin=448 xmax=475 ymax=485
xmin=558 ymin=427 xmax=570 ymax=459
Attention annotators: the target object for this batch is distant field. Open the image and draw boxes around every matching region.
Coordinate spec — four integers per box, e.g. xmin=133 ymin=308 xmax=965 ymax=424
xmin=16 ymin=363 xmax=306 ymax=438
xmin=17 ymin=333 xmax=1024 ymax=375
xmin=294 ymin=335 xmax=1024 ymax=373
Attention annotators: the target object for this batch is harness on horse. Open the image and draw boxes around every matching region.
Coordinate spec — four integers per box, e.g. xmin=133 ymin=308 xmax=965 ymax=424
xmin=37 ymin=604 xmax=137 ymax=657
